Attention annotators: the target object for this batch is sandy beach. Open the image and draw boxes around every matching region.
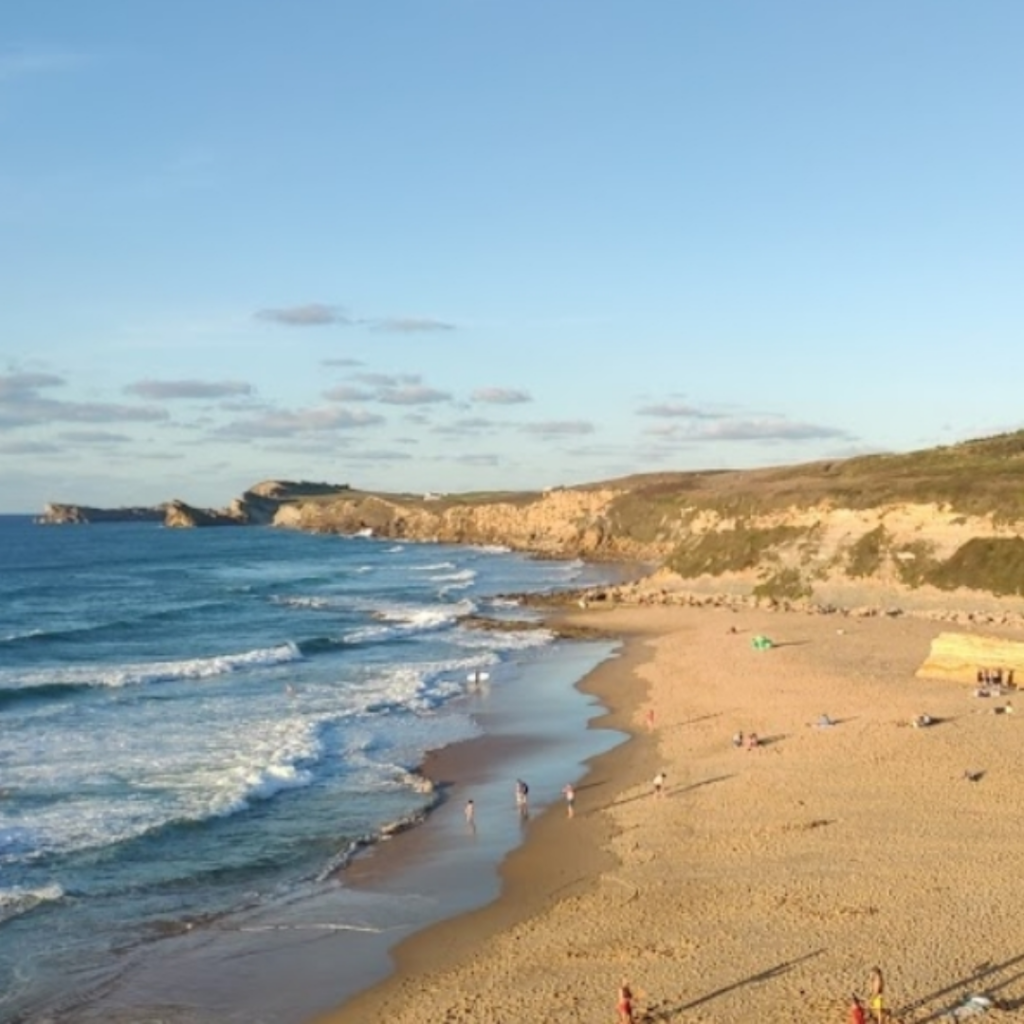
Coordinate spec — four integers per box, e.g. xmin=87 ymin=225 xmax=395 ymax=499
xmin=312 ymin=602 xmax=1024 ymax=1024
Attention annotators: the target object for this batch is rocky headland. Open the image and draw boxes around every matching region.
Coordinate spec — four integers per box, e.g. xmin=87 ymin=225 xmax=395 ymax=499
xmin=36 ymin=430 xmax=1024 ymax=619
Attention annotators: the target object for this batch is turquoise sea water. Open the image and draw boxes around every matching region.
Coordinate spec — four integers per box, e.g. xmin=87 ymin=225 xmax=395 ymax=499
xmin=0 ymin=517 xmax=621 ymax=1022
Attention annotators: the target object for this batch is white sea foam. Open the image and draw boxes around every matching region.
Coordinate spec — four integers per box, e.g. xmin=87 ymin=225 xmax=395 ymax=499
xmin=1 ymin=628 xmax=45 ymax=643
xmin=1 ymin=642 xmax=303 ymax=692
xmin=344 ymin=598 xmax=475 ymax=644
xmin=0 ymin=883 xmax=64 ymax=924
xmin=451 ymin=627 xmax=555 ymax=651
xmin=1 ymin=709 xmax=327 ymax=860
xmin=376 ymin=598 xmax=475 ymax=626
xmin=410 ymin=561 xmax=456 ymax=572
xmin=429 ymin=568 xmax=476 ymax=584
xmin=356 ymin=654 xmax=492 ymax=717
xmin=206 ymin=761 xmax=316 ymax=818
xmin=272 ymin=595 xmax=339 ymax=610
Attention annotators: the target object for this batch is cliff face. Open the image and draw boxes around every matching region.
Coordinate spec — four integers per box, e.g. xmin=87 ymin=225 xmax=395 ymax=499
xmin=262 ymin=483 xmax=1024 ymax=608
xmin=38 ymin=503 xmax=167 ymax=525
xmin=34 ymin=431 xmax=1024 ymax=607
xmin=269 ymin=489 xmax=631 ymax=558
xmin=36 ymin=482 xmax=350 ymax=529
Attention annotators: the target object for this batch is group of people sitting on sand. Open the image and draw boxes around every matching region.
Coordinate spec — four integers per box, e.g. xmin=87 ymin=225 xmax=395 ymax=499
xmin=975 ymin=666 xmax=1015 ymax=697
xmin=977 ymin=666 xmax=1014 ymax=686
xmin=732 ymin=730 xmax=760 ymax=750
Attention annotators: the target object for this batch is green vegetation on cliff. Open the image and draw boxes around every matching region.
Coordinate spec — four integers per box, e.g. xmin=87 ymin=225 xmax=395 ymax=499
xmin=39 ymin=431 xmax=1024 ymax=602
xmin=665 ymin=524 xmax=809 ymax=576
xmin=926 ymin=537 xmax=1024 ymax=597
xmin=599 ymin=430 xmax=1024 ymax=522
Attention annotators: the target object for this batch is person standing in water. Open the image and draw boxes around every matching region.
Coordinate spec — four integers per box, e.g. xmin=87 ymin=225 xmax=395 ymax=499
xmin=562 ymin=782 xmax=576 ymax=818
xmin=515 ymin=778 xmax=529 ymax=816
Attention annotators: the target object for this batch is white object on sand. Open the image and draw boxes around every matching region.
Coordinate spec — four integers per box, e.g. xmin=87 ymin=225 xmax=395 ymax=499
xmin=947 ymin=994 xmax=994 ymax=1020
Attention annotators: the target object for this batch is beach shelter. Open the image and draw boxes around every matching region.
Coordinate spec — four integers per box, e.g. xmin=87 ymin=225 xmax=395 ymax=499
xmin=751 ymin=635 xmax=774 ymax=651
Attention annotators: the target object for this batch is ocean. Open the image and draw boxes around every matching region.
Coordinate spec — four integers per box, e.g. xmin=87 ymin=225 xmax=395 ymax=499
xmin=0 ymin=515 xmax=622 ymax=1023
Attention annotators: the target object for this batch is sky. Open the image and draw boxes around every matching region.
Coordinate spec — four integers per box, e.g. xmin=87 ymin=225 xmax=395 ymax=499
xmin=3 ymin=2 xmax=1024 ymax=514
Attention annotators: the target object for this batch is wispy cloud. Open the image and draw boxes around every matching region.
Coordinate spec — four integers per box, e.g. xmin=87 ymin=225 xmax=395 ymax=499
xmin=125 ymin=379 xmax=253 ymax=400
xmin=214 ymin=406 xmax=384 ymax=439
xmin=58 ymin=430 xmax=132 ymax=444
xmin=333 ymin=448 xmax=414 ymax=462
xmin=452 ymin=453 xmax=501 ymax=467
xmin=323 ymin=385 xmax=374 ymax=402
xmin=377 ymin=385 xmax=452 ymax=406
xmin=434 ymin=417 xmax=499 ymax=436
xmin=368 ymin=317 xmax=456 ymax=333
xmin=521 ymin=420 xmax=595 ymax=437
xmin=637 ymin=402 xmax=724 ymax=419
xmin=352 ymin=372 xmax=421 ymax=387
xmin=322 ymin=358 xmax=364 ymax=368
xmin=0 ymin=372 xmax=168 ymax=429
xmin=255 ymin=304 xmax=351 ymax=327
xmin=255 ymin=305 xmax=454 ymax=332
xmin=0 ymin=371 xmax=64 ymax=399
xmin=472 ymin=387 xmax=532 ymax=405
xmin=687 ymin=418 xmax=851 ymax=442
xmin=0 ymin=439 xmax=61 ymax=455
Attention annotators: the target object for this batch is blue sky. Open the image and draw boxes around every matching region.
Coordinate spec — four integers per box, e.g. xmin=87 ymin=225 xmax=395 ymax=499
xmin=3 ymin=2 xmax=1023 ymax=514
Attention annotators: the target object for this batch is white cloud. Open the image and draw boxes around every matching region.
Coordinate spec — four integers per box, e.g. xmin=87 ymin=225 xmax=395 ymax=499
xmin=255 ymin=304 xmax=351 ymax=326
xmin=125 ymin=379 xmax=253 ymax=400
xmin=472 ymin=387 xmax=532 ymax=404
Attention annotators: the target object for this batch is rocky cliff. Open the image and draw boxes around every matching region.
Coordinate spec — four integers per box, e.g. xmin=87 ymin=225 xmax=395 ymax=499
xmin=38 ymin=503 xmax=167 ymax=525
xmin=259 ymin=485 xmax=1024 ymax=608
xmin=35 ymin=432 xmax=1024 ymax=609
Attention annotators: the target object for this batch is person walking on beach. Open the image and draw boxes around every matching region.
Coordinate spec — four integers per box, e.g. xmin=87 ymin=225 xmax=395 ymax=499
xmin=868 ymin=966 xmax=887 ymax=1024
xmin=849 ymin=994 xmax=867 ymax=1024
xmin=562 ymin=782 xmax=575 ymax=818
xmin=617 ymin=979 xmax=634 ymax=1023
xmin=653 ymin=770 xmax=666 ymax=798
xmin=645 ymin=707 xmax=655 ymax=732
xmin=464 ymin=799 xmax=475 ymax=827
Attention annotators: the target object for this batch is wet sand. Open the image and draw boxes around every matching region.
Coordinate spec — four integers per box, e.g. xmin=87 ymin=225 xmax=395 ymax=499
xmin=312 ymin=603 xmax=1024 ymax=1024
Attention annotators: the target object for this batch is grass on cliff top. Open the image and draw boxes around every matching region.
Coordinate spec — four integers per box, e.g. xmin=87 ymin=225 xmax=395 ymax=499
xmin=273 ymin=488 xmax=543 ymax=510
xmin=266 ymin=429 xmax=1024 ymax=524
xmin=600 ymin=430 xmax=1024 ymax=523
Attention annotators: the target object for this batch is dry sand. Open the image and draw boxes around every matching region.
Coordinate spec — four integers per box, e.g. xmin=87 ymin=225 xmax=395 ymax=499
xmin=312 ymin=604 xmax=1024 ymax=1024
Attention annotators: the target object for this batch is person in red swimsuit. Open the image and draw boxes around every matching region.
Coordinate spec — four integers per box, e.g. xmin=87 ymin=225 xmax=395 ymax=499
xmin=850 ymin=994 xmax=866 ymax=1024
xmin=617 ymin=980 xmax=634 ymax=1023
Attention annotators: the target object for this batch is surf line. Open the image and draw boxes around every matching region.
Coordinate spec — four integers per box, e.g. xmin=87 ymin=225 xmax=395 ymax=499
xmin=233 ymin=923 xmax=392 ymax=934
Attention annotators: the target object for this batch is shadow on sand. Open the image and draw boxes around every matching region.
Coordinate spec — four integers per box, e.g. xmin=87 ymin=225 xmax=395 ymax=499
xmin=898 ymin=950 xmax=1024 ymax=1022
xmin=640 ymin=948 xmax=826 ymax=1021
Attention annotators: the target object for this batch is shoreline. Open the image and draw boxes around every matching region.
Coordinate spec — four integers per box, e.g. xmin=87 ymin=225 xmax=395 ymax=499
xmin=310 ymin=608 xmax=659 ymax=1024
xmin=53 ymin=629 xmax=624 ymax=1024
xmin=309 ymin=601 xmax=1024 ymax=1024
